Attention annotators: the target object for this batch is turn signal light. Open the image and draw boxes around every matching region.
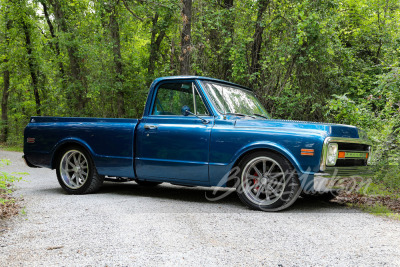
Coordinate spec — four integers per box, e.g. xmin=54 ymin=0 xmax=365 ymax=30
xmin=301 ymin=149 xmax=314 ymax=156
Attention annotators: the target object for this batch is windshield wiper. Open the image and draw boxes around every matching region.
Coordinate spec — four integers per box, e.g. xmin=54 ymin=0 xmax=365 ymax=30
xmin=252 ymin=113 xmax=269 ymax=120
xmin=225 ymin=112 xmax=247 ymax=117
xmin=225 ymin=112 xmax=256 ymax=118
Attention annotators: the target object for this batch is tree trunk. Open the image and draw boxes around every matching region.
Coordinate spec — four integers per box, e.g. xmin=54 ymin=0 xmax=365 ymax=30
xmin=21 ymin=14 xmax=41 ymax=116
xmin=1 ymin=68 xmax=10 ymax=143
xmin=148 ymin=12 xmax=167 ymax=76
xmin=107 ymin=2 xmax=125 ymax=117
xmin=41 ymin=0 xmax=65 ymax=77
xmin=51 ymin=0 xmax=86 ymax=111
xmin=1 ymin=15 xmax=11 ymax=143
xmin=221 ymin=0 xmax=234 ymax=80
xmin=250 ymin=0 xmax=270 ymax=76
xmin=170 ymin=39 xmax=176 ymax=73
xmin=180 ymin=0 xmax=192 ymax=75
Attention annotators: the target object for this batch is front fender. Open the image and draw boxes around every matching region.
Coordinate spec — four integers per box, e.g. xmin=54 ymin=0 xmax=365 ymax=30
xmin=230 ymin=141 xmax=310 ymax=175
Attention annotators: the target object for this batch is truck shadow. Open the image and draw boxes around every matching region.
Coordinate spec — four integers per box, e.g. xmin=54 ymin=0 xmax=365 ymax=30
xmin=93 ymin=181 xmax=349 ymax=213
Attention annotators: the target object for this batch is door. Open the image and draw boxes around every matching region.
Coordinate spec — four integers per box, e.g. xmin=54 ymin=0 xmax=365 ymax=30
xmin=135 ymin=81 xmax=213 ymax=182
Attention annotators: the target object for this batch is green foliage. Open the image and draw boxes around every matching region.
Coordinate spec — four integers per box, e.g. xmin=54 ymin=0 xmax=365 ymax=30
xmin=327 ymin=66 xmax=400 ymax=190
xmin=359 ymin=182 xmax=398 ymax=198
xmin=363 ymin=204 xmax=400 ymax=219
xmin=0 ymin=159 xmax=22 ymax=204
xmin=0 ymin=144 xmax=23 ymax=152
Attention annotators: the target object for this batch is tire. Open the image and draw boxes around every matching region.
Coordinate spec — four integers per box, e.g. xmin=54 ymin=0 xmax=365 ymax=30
xmin=236 ymin=151 xmax=301 ymax=211
xmin=56 ymin=146 xmax=104 ymax=194
xmin=135 ymin=179 xmax=162 ymax=187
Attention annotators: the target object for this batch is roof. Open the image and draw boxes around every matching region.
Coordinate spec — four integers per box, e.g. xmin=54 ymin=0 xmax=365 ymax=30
xmin=152 ymin=76 xmax=253 ymax=91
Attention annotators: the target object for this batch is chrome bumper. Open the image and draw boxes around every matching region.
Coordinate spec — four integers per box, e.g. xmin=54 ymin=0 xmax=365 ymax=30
xmin=315 ymin=166 xmax=373 ymax=178
xmin=313 ymin=166 xmax=373 ymax=192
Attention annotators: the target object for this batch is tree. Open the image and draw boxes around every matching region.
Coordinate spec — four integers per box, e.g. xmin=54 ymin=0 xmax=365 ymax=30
xmin=1 ymin=6 xmax=11 ymax=142
xmin=19 ymin=0 xmax=41 ymax=116
xmin=50 ymin=0 xmax=87 ymax=113
xmin=250 ymin=0 xmax=270 ymax=79
xmin=40 ymin=0 xmax=65 ymax=77
xmin=180 ymin=0 xmax=192 ymax=75
xmin=103 ymin=1 xmax=125 ymax=117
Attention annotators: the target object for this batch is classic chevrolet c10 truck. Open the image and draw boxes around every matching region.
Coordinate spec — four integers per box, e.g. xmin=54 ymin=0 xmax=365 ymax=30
xmin=23 ymin=76 xmax=372 ymax=211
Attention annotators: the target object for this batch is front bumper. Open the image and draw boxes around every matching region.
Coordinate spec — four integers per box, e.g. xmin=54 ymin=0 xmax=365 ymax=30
xmin=315 ymin=166 xmax=373 ymax=178
xmin=313 ymin=166 xmax=373 ymax=192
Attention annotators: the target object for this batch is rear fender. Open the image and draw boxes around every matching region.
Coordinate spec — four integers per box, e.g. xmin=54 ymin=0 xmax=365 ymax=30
xmin=50 ymin=137 xmax=95 ymax=169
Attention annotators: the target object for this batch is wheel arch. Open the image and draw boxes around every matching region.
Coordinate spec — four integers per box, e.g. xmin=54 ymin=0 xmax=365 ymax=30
xmin=51 ymin=138 xmax=95 ymax=169
xmin=230 ymin=142 xmax=303 ymax=176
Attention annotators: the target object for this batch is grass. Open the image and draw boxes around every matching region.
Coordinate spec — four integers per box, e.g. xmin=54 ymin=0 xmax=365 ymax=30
xmin=358 ymin=203 xmax=400 ymax=220
xmin=0 ymin=144 xmax=23 ymax=152
xmin=0 ymin=159 xmax=23 ymax=219
xmin=353 ymin=181 xmax=400 ymax=220
xmin=359 ymin=182 xmax=399 ymax=199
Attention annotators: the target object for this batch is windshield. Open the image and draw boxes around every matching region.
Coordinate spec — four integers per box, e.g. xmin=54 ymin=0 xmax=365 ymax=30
xmin=201 ymin=81 xmax=270 ymax=118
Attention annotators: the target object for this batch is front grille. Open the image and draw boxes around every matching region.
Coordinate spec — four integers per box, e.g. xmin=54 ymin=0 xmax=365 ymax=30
xmin=338 ymin=143 xmax=369 ymax=151
xmin=321 ymin=137 xmax=372 ymax=172
xmin=335 ymin=142 xmax=370 ymax=167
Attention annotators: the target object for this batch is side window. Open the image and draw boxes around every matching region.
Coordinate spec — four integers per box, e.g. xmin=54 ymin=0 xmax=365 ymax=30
xmin=152 ymin=82 xmax=209 ymax=116
xmin=194 ymin=88 xmax=209 ymax=115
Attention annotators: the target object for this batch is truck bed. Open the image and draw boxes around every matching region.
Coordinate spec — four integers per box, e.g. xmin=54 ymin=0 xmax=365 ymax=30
xmin=24 ymin=117 xmax=139 ymax=178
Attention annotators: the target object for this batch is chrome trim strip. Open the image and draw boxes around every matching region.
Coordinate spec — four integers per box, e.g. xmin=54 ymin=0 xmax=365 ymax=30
xmin=315 ymin=166 xmax=373 ymax=178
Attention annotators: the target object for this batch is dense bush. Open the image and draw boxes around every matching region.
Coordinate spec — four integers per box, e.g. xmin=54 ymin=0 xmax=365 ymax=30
xmin=327 ymin=66 xmax=400 ymax=190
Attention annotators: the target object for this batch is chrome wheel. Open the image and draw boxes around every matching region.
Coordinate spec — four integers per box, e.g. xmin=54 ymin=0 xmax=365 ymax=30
xmin=59 ymin=150 xmax=89 ymax=189
xmin=241 ymin=156 xmax=286 ymax=206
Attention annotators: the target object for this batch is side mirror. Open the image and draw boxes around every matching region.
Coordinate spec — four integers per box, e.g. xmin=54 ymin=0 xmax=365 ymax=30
xmin=181 ymin=105 xmax=191 ymax=116
xmin=180 ymin=105 xmax=209 ymax=124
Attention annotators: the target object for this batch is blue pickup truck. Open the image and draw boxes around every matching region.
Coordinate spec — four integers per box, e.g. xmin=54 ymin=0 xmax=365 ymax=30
xmin=23 ymin=76 xmax=372 ymax=211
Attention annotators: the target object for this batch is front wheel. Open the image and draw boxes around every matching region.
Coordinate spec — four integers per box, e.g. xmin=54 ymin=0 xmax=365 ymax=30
xmin=236 ymin=151 xmax=301 ymax=211
xmin=56 ymin=146 xmax=104 ymax=194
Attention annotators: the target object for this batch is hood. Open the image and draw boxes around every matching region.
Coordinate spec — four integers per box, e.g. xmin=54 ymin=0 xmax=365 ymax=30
xmin=234 ymin=118 xmax=359 ymax=139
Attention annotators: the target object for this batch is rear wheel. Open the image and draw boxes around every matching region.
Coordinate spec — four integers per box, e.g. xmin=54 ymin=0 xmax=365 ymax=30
xmin=56 ymin=146 xmax=104 ymax=194
xmin=236 ymin=151 xmax=301 ymax=211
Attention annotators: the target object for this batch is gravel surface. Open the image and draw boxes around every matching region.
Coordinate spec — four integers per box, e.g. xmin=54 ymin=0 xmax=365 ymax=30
xmin=1 ymin=150 xmax=400 ymax=266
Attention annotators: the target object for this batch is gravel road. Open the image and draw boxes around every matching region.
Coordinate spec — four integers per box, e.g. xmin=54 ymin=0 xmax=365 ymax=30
xmin=1 ymin=150 xmax=399 ymax=266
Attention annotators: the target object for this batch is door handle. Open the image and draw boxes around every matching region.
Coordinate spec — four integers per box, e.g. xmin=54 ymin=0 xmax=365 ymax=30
xmin=144 ymin=125 xmax=158 ymax=130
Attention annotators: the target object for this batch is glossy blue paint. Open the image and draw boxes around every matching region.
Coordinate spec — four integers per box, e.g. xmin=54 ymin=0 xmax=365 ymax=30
xmin=206 ymin=118 xmax=329 ymax=186
xmin=24 ymin=117 xmax=137 ymax=178
xmin=23 ymin=76 xmax=367 ymax=190
xmin=135 ymin=115 xmax=214 ymax=181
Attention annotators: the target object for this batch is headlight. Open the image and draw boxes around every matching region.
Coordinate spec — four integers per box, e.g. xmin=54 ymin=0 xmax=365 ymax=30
xmin=326 ymin=143 xmax=338 ymax=166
